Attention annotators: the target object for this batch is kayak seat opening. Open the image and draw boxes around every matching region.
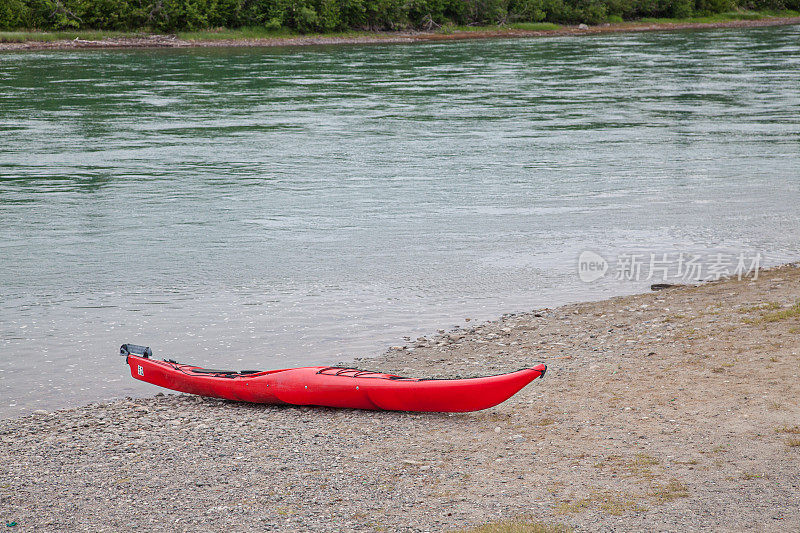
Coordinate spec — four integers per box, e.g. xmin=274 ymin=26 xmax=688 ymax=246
xmin=190 ymin=368 xmax=261 ymax=375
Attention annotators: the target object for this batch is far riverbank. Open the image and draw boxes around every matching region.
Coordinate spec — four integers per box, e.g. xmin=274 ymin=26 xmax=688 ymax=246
xmin=2 ymin=13 xmax=799 ymax=51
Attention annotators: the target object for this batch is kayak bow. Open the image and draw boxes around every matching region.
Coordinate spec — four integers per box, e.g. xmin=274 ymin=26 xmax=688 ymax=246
xmin=121 ymin=344 xmax=546 ymax=412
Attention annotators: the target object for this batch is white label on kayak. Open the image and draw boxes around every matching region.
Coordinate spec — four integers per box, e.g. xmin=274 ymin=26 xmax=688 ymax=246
xmin=138 ymin=365 xmax=144 ymax=376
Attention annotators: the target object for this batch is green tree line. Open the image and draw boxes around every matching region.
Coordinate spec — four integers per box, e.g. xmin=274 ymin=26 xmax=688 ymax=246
xmin=0 ymin=0 xmax=797 ymax=32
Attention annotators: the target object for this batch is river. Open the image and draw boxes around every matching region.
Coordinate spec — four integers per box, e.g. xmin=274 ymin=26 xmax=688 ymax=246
xmin=1 ymin=25 xmax=799 ymax=417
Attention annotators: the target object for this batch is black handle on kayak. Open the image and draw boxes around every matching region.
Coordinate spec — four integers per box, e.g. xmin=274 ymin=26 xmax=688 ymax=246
xmin=120 ymin=344 xmax=152 ymax=358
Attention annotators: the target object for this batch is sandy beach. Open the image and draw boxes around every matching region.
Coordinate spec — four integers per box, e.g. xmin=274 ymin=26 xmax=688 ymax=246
xmin=1 ymin=264 xmax=798 ymax=531
xmin=1 ymin=16 xmax=799 ymax=51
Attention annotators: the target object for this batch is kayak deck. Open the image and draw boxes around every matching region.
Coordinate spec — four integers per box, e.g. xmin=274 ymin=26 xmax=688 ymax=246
xmin=121 ymin=344 xmax=546 ymax=412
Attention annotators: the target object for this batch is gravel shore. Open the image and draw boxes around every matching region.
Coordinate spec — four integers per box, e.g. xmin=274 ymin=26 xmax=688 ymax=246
xmin=1 ymin=16 xmax=799 ymax=51
xmin=2 ymin=265 xmax=799 ymax=531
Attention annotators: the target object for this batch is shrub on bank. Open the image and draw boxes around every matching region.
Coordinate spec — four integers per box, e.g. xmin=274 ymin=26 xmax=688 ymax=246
xmin=0 ymin=0 xmax=797 ymax=32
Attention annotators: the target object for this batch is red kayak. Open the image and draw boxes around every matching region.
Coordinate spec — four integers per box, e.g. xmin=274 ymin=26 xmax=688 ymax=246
xmin=121 ymin=344 xmax=546 ymax=412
